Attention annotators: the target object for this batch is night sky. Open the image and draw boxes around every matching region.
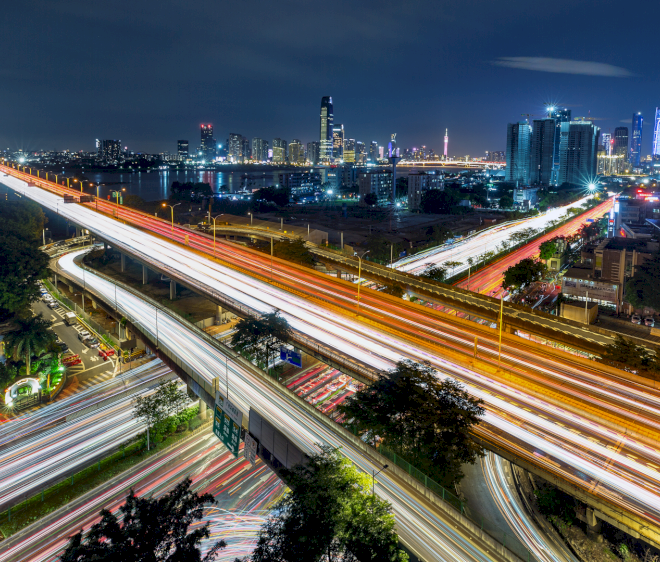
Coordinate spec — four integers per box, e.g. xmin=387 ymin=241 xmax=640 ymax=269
xmin=3 ymin=0 xmax=658 ymax=157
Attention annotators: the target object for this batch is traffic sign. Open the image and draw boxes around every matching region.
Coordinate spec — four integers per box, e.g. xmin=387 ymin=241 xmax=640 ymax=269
xmin=280 ymin=347 xmax=302 ymax=368
xmin=212 ymin=391 xmax=243 ymax=457
xmin=243 ymin=432 xmax=258 ymax=466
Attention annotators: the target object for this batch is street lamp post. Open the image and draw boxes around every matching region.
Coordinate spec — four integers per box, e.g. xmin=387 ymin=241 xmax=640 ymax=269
xmin=211 ymin=214 xmax=224 ymax=255
xmin=372 ymin=464 xmax=389 ymax=496
xmin=163 ymin=203 xmax=181 ymax=232
xmin=354 ymin=250 xmax=370 ymax=311
xmin=248 ymin=212 xmax=253 ymax=226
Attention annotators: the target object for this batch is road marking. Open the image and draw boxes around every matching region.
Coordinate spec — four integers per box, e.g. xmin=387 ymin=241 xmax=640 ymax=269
xmin=52 ymin=321 xmax=64 ymax=327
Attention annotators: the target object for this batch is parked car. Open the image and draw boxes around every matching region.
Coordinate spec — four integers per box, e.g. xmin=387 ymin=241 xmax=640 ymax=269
xmin=57 ymin=341 xmax=69 ymax=353
xmin=77 ymin=330 xmax=91 ymax=342
xmin=42 ymin=295 xmax=53 ymax=302
xmin=631 ymin=314 xmax=642 ymax=324
xmin=48 ymin=301 xmax=59 ymax=309
xmin=645 ymin=316 xmax=655 ymax=327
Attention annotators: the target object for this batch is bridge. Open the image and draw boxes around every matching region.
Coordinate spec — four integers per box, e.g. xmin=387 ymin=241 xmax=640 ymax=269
xmin=5 ymin=163 xmax=660 ymax=551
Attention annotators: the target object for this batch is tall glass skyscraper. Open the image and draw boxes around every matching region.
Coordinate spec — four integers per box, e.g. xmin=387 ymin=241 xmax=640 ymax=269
xmin=505 ymin=121 xmax=532 ymax=185
xmin=200 ymin=124 xmax=215 ymax=160
xmin=630 ymin=112 xmax=643 ymax=167
xmin=332 ymin=124 xmax=344 ymax=160
xmin=549 ymin=107 xmax=571 ymax=184
xmin=530 ymin=119 xmax=555 ymax=185
xmin=319 ymin=96 xmax=333 ymax=163
xmin=558 ymin=121 xmax=600 ymax=185
xmin=653 ymin=108 xmax=660 ymax=157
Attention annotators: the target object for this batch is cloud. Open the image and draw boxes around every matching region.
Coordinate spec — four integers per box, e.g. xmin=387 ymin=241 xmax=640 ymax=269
xmin=492 ymin=57 xmax=633 ymax=77
xmin=620 ymin=119 xmax=632 ymax=123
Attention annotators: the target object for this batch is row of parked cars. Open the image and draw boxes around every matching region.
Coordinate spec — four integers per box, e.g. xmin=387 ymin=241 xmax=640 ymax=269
xmin=632 ymin=314 xmax=655 ymax=327
xmin=38 ymin=283 xmax=60 ymax=309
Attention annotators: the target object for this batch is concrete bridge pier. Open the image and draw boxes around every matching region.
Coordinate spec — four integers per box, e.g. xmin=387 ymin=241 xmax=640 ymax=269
xmin=216 ymin=305 xmax=225 ymax=323
xmin=170 ymin=279 xmax=176 ymax=300
xmin=142 ymin=265 xmax=148 ymax=285
xmin=75 ymin=226 xmax=81 ymax=238
xmin=199 ymin=399 xmax=207 ymax=420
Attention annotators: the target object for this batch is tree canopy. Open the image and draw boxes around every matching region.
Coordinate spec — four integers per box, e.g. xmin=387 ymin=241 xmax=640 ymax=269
xmin=625 ymin=253 xmax=660 ymax=311
xmin=169 ymin=181 xmax=213 ymax=203
xmin=598 ymin=335 xmax=659 ymax=374
xmin=420 ymin=264 xmax=446 ymax=282
xmin=60 ymin=478 xmax=225 ymax=562
xmin=244 ymin=446 xmax=407 ymax=562
xmin=538 ymin=239 xmax=558 ymax=260
xmin=502 ymin=258 xmax=546 ymax=292
xmin=4 ymin=314 xmax=55 ymax=378
xmin=362 ymin=192 xmax=378 ymax=207
xmin=498 ymin=194 xmax=514 ymax=209
xmin=0 ymin=201 xmax=49 ymax=320
xmin=231 ymin=311 xmax=292 ymax=374
xmin=273 ymin=238 xmax=314 ymax=266
xmin=253 ymin=186 xmax=290 ymax=208
xmin=420 ymin=189 xmax=459 ymax=214
xmin=338 ymin=360 xmax=484 ymax=485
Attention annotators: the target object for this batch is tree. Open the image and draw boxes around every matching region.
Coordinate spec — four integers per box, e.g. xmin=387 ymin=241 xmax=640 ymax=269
xmin=123 ymin=194 xmax=147 ymax=210
xmin=363 ymin=192 xmax=378 ymax=207
xmin=134 ymin=389 xmax=168 ymax=450
xmin=444 ymin=260 xmax=462 ymax=276
xmin=420 ymin=264 xmax=446 ymax=282
xmin=364 ymin=234 xmax=399 ymax=264
xmin=498 ymin=194 xmax=514 ymax=208
xmin=381 ymin=283 xmax=404 ymax=298
xmin=625 ymin=253 xmax=660 ymax=310
xmin=158 ymin=379 xmax=190 ymax=418
xmin=4 ymin=314 xmax=55 ymax=379
xmin=425 ymin=224 xmax=453 ymax=245
xmin=273 ymin=237 xmax=314 ymax=266
xmin=0 ymin=202 xmax=49 ymax=320
xmin=420 ymin=189 xmax=459 ymax=214
xmin=338 ymin=360 xmax=485 ymax=485
xmin=231 ymin=311 xmax=292 ymax=375
xmin=538 ymin=239 xmax=558 ymax=260
xmin=253 ymin=186 xmax=290 ymax=208
xmin=245 ymin=446 xmax=407 ymax=562
xmin=598 ymin=335 xmax=659 ymax=374
xmin=60 ymin=478 xmax=225 ymax=562
xmin=169 ymin=181 xmax=213 ymax=203
xmin=502 ymin=258 xmax=546 ymax=293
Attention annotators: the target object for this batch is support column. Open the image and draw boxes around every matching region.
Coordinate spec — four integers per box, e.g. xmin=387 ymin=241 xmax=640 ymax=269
xmin=199 ymin=399 xmax=207 ymax=420
xmin=142 ymin=265 xmax=148 ymax=285
xmin=120 ymin=253 xmax=126 ymax=272
xmin=53 ymin=274 xmax=58 ymax=291
xmin=170 ymin=279 xmax=176 ymax=300
xmin=75 ymin=226 xmax=81 ymax=238
xmin=340 ymin=231 xmax=344 ymax=251
xmin=216 ymin=305 xmax=224 ymax=324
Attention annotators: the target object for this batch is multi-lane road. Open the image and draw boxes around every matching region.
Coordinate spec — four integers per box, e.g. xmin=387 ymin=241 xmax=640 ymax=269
xmin=4 ymin=167 xmax=660 ymax=549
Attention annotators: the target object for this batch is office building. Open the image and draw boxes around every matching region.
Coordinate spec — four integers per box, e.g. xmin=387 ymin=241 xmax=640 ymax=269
xmin=97 ymin=139 xmax=121 ymax=163
xmin=228 ymin=133 xmax=244 ymax=163
xmin=407 ymin=171 xmax=444 ymax=211
xmin=549 ymin=107 xmax=571 ymax=183
xmin=356 ymin=141 xmax=366 ymax=164
xmin=378 ymin=146 xmax=385 ymax=159
xmin=251 ymin=138 xmax=268 ymax=162
xmin=272 ymin=138 xmax=287 ymax=163
xmin=653 ymin=108 xmax=660 ymax=158
xmin=332 ymin=124 xmax=344 ymax=160
xmin=505 ymin=121 xmax=532 ymax=185
xmin=558 ymin=121 xmax=600 ymax=185
xmin=201 ymin=124 xmax=216 ymax=160
xmin=307 ymin=141 xmax=320 ymax=165
xmin=319 ymin=96 xmax=333 ymax=162
xmin=530 ymin=119 xmax=555 ymax=185
xmin=614 ymin=127 xmax=629 ymax=157
xmin=601 ymin=133 xmax=612 ymax=156
xmin=513 ymin=187 xmax=540 ymax=209
xmin=289 ymin=139 xmax=303 ymax=164
xmin=177 ymin=140 xmax=189 ymax=158
xmin=486 ymin=151 xmax=505 ymax=162
xmin=369 ymin=141 xmax=378 ymax=163
xmin=630 ymin=112 xmax=643 ymax=167
xmin=358 ymin=169 xmax=393 ymax=206
xmin=278 ymin=171 xmax=322 ymax=192
xmin=343 ymin=139 xmax=356 ymax=163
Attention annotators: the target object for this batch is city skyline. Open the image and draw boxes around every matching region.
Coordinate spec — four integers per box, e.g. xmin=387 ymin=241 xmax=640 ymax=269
xmin=1 ymin=0 xmax=657 ymax=157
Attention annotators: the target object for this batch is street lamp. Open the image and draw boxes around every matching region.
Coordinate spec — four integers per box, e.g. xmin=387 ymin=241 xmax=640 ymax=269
xmin=354 ymin=249 xmax=370 ymax=311
xmin=112 ymin=188 xmax=126 ymax=217
xmin=211 ymin=214 xmax=224 ymax=255
xmin=163 ymin=202 xmax=181 ymax=232
xmin=248 ymin=212 xmax=253 ymax=226
xmin=372 ymin=464 xmax=389 ymax=496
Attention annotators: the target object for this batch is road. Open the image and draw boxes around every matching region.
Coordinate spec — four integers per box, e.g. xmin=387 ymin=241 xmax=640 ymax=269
xmin=0 ymin=428 xmax=286 ymax=562
xmin=395 ymin=197 xmax=612 ymax=279
xmin=6 ymin=169 xmax=660 ymax=546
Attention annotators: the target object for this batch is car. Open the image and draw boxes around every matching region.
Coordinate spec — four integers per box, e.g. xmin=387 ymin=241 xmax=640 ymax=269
xmin=57 ymin=341 xmax=69 ymax=353
xmin=645 ymin=316 xmax=655 ymax=327
xmin=86 ymin=337 xmax=100 ymax=348
xmin=77 ymin=330 xmax=91 ymax=342
xmin=631 ymin=314 xmax=642 ymax=324
xmin=48 ymin=301 xmax=59 ymax=309
xmin=42 ymin=295 xmax=53 ymax=302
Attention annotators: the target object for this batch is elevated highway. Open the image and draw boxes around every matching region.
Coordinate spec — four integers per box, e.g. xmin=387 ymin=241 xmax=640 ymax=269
xmin=6 ymin=164 xmax=660 ymax=549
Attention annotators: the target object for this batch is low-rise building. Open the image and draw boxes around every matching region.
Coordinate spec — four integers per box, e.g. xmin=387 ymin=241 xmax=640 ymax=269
xmin=406 ymin=171 xmax=444 ymax=211
xmin=358 ymin=169 xmax=393 ymax=206
xmin=513 ymin=187 xmax=539 ymax=209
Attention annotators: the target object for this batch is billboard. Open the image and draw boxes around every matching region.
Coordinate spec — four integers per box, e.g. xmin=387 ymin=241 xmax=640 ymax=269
xmin=280 ymin=347 xmax=302 ymax=368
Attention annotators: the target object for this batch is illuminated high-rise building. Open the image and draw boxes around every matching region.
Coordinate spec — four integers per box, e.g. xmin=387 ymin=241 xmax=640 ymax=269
xmin=97 ymin=140 xmax=121 ymax=163
xmin=307 ymin=141 xmax=320 ymax=165
xmin=601 ymin=133 xmax=612 ymax=156
xmin=272 ymin=138 xmax=287 ymax=163
xmin=177 ymin=140 xmax=189 ymax=158
xmin=343 ymin=139 xmax=356 ymax=163
xmin=228 ymin=133 xmax=244 ymax=162
xmin=319 ymin=96 xmax=333 ymax=162
xmin=548 ymin=107 xmax=571 ymax=184
xmin=251 ymin=138 xmax=268 ymax=162
xmin=369 ymin=141 xmax=378 ymax=162
xmin=505 ymin=121 xmax=532 ymax=185
xmin=356 ymin=141 xmax=366 ymax=164
xmin=653 ymin=108 xmax=660 ymax=157
xmin=289 ymin=139 xmax=303 ymax=164
xmin=614 ymin=127 xmax=629 ymax=158
xmin=443 ymin=129 xmax=448 ymax=158
xmin=332 ymin=124 xmax=344 ymax=160
xmin=530 ymin=119 xmax=555 ymax=185
xmin=630 ymin=112 xmax=643 ymax=167
xmin=200 ymin=124 xmax=216 ymax=160
xmin=558 ymin=120 xmax=600 ymax=185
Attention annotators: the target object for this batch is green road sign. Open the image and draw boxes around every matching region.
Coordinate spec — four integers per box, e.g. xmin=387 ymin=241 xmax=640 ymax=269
xmin=213 ymin=391 xmax=243 ymax=457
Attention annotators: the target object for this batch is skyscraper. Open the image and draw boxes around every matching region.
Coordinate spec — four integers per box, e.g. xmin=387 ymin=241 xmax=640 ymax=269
xmin=601 ymin=133 xmax=612 ymax=156
xmin=530 ymin=119 xmax=555 ymax=185
xmin=653 ymin=108 xmax=660 ymax=158
xmin=614 ymin=127 xmax=629 ymax=158
xmin=289 ymin=139 xmax=303 ymax=164
xmin=319 ymin=96 xmax=333 ymax=162
xmin=356 ymin=141 xmax=366 ymax=164
xmin=332 ymin=124 xmax=344 ymax=160
xmin=369 ymin=141 xmax=378 ymax=162
xmin=307 ymin=141 xmax=320 ymax=165
xmin=505 ymin=122 xmax=532 ymax=185
xmin=201 ymin=124 xmax=215 ymax=160
xmin=548 ymin=107 xmax=571 ymax=184
xmin=228 ymin=133 xmax=244 ymax=163
xmin=251 ymin=138 xmax=268 ymax=162
xmin=97 ymin=140 xmax=121 ymax=163
xmin=177 ymin=140 xmax=189 ymax=158
xmin=272 ymin=138 xmax=287 ymax=163
xmin=558 ymin=121 xmax=600 ymax=185
xmin=343 ymin=139 xmax=356 ymax=163
xmin=630 ymin=112 xmax=643 ymax=167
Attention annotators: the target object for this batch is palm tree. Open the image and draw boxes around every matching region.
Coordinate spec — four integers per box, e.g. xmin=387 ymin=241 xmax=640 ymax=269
xmin=4 ymin=315 xmax=54 ymax=380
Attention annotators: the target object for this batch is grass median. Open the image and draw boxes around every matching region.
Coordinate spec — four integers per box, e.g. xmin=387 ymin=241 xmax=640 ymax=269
xmin=0 ymin=413 xmax=209 ymax=540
